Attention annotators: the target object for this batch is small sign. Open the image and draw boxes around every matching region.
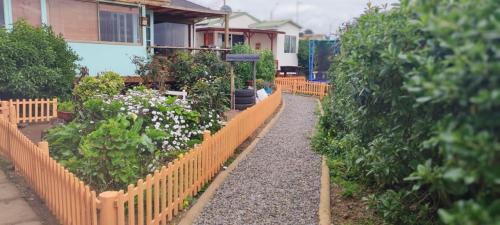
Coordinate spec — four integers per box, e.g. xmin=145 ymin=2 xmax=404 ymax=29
xmin=226 ymin=54 xmax=260 ymax=62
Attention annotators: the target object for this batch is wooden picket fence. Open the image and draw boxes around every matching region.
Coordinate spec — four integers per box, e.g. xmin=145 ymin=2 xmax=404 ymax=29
xmin=4 ymin=98 xmax=58 ymax=123
xmin=99 ymin=88 xmax=283 ymax=225
xmin=0 ymin=101 xmax=98 ymax=225
xmin=275 ymin=77 xmax=330 ymax=99
xmin=0 ymin=88 xmax=283 ymax=225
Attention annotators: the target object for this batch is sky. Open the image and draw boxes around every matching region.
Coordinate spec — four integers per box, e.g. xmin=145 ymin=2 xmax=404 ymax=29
xmin=190 ymin=0 xmax=399 ymax=34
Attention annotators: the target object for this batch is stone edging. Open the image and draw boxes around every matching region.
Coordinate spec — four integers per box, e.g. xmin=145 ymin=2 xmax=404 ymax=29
xmin=178 ymin=99 xmax=286 ymax=225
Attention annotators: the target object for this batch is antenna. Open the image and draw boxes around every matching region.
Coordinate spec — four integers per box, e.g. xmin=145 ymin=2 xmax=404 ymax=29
xmin=270 ymin=3 xmax=279 ymax=20
xmin=296 ymin=1 xmax=301 ymax=24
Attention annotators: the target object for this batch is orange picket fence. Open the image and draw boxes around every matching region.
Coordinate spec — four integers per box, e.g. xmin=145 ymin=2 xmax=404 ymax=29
xmin=0 ymin=88 xmax=283 ymax=225
xmin=4 ymin=98 xmax=58 ymax=123
xmin=275 ymin=77 xmax=330 ymax=99
xmin=0 ymin=101 xmax=98 ymax=225
xmin=96 ymin=88 xmax=282 ymax=225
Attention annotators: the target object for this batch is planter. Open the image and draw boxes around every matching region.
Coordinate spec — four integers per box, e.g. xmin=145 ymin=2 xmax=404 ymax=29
xmin=57 ymin=111 xmax=74 ymax=122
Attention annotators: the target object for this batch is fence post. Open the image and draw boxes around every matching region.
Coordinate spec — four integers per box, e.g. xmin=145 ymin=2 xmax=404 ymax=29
xmin=52 ymin=98 xmax=58 ymax=119
xmin=98 ymin=191 xmax=119 ymax=225
xmin=203 ymin=130 xmax=211 ymax=141
xmin=37 ymin=141 xmax=49 ymax=156
xmin=293 ymin=80 xmax=297 ymax=94
xmin=9 ymin=104 xmax=17 ymax=124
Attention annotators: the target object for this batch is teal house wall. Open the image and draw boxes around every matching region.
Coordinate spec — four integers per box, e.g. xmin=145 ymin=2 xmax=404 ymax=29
xmin=68 ymin=42 xmax=148 ymax=76
xmin=3 ymin=0 xmax=152 ymax=76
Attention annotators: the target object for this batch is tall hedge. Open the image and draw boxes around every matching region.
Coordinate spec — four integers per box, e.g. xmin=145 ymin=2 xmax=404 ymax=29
xmin=0 ymin=21 xmax=79 ymax=99
xmin=314 ymin=0 xmax=500 ymax=224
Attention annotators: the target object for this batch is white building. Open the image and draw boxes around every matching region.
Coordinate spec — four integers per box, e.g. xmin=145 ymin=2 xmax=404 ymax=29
xmin=196 ymin=12 xmax=301 ymax=70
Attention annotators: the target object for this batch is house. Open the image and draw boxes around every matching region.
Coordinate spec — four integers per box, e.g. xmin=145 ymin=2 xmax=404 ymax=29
xmin=196 ymin=12 xmax=302 ymax=70
xmin=0 ymin=0 xmax=226 ymax=76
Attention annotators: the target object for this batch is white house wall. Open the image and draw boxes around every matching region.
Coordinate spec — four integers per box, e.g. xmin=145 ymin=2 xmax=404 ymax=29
xmin=229 ymin=14 xmax=259 ymax=29
xmin=276 ymin=23 xmax=300 ymax=68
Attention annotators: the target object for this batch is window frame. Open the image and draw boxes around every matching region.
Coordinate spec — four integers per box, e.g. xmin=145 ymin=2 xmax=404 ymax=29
xmin=98 ymin=3 xmax=142 ymax=44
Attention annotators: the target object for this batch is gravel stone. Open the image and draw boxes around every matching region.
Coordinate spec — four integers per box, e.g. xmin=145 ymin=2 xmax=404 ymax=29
xmin=193 ymin=94 xmax=321 ymax=225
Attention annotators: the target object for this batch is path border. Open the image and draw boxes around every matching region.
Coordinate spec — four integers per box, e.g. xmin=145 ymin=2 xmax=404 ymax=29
xmin=178 ymin=99 xmax=286 ymax=225
xmin=317 ymin=99 xmax=332 ymax=225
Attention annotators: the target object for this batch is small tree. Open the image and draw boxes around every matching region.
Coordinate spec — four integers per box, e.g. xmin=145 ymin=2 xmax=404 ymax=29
xmin=0 ymin=21 xmax=79 ymax=99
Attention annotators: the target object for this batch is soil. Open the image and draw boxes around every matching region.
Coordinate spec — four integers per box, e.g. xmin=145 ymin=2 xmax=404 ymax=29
xmin=0 ymin=158 xmax=61 ymax=225
xmin=330 ymin=183 xmax=382 ymax=225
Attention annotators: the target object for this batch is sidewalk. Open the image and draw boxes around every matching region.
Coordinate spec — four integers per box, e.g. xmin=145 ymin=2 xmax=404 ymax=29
xmin=0 ymin=169 xmax=43 ymax=225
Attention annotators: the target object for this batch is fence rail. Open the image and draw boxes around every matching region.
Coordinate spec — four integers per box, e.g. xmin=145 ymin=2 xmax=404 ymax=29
xmin=275 ymin=77 xmax=330 ymax=99
xmin=4 ymin=98 xmax=58 ymax=123
xmin=0 ymin=101 xmax=97 ymax=225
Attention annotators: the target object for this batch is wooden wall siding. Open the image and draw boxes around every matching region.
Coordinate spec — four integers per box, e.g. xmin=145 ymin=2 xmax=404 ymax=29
xmin=8 ymin=98 xmax=57 ymax=124
xmin=275 ymin=77 xmax=330 ymax=99
xmin=0 ymin=102 xmax=98 ymax=225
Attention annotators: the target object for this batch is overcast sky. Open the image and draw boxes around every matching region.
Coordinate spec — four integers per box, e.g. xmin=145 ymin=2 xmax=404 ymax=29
xmin=190 ymin=0 xmax=399 ymax=34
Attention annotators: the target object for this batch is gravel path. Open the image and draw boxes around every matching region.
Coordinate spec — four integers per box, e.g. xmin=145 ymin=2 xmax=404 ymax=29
xmin=193 ymin=94 xmax=321 ymax=225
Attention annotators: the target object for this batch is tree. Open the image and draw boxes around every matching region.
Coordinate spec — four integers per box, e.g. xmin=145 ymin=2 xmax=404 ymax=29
xmin=0 ymin=21 xmax=79 ymax=99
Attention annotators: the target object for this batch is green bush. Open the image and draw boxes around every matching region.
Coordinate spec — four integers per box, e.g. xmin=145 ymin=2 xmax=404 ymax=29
xmin=257 ymin=50 xmax=276 ymax=82
xmin=230 ymin=44 xmax=276 ymax=87
xmin=73 ymin=71 xmax=124 ymax=102
xmin=0 ymin=21 xmax=79 ymax=99
xmin=169 ymin=51 xmax=231 ymax=118
xmin=314 ymin=0 xmax=500 ymax=224
xmin=79 ymin=115 xmax=153 ymax=192
xmin=58 ymin=100 xmax=75 ymax=112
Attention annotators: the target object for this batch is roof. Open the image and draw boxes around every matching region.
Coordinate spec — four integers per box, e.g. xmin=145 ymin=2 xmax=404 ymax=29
xmin=199 ymin=12 xmax=261 ymax=27
xmin=197 ymin=27 xmax=285 ymax=34
xmin=169 ymin=0 xmax=211 ymax=11
xmin=249 ymin=19 xmax=302 ymax=29
xmin=146 ymin=0 xmax=226 ymax=21
xmin=119 ymin=0 xmax=170 ymax=7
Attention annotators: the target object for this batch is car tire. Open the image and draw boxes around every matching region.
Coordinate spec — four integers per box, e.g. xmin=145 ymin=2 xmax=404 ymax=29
xmin=235 ymin=89 xmax=255 ymax=97
xmin=235 ymin=96 xmax=256 ymax=104
xmin=235 ymin=103 xmax=255 ymax=110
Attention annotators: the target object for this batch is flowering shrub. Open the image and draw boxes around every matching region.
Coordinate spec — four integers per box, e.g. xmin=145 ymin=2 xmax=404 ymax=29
xmin=107 ymin=88 xmax=222 ymax=152
xmin=46 ymin=87 xmax=223 ymax=191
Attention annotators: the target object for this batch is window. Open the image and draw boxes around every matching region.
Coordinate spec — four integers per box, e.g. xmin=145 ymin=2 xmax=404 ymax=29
xmin=155 ymin=22 xmax=188 ymax=47
xmin=47 ymin=0 xmax=99 ymax=41
xmin=99 ymin=4 xmax=141 ymax=43
xmin=47 ymin=1 xmax=141 ymax=43
xmin=284 ymin=35 xmax=297 ymax=53
xmin=12 ymin=0 xmax=42 ymax=26
xmin=0 ymin=0 xmax=4 ymax=26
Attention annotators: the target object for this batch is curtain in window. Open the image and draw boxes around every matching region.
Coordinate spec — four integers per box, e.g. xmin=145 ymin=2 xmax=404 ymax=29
xmin=285 ymin=35 xmax=297 ymax=53
xmin=0 ymin=0 xmax=4 ymax=26
xmin=12 ymin=0 xmax=41 ymax=26
xmin=99 ymin=3 xmax=140 ymax=43
xmin=154 ymin=22 xmax=188 ymax=47
xmin=47 ymin=0 xmax=98 ymax=41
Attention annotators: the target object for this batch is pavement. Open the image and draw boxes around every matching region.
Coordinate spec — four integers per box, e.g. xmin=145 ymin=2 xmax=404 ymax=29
xmin=0 ymin=169 xmax=44 ymax=225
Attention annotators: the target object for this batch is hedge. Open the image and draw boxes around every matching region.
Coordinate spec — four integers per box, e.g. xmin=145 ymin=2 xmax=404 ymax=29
xmin=314 ymin=0 xmax=500 ymax=224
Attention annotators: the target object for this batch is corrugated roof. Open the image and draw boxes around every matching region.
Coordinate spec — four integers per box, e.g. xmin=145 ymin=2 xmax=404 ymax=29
xmin=170 ymin=0 xmax=211 ymax=10
xmin=249 ymin=19 xmax=302 ymax=29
